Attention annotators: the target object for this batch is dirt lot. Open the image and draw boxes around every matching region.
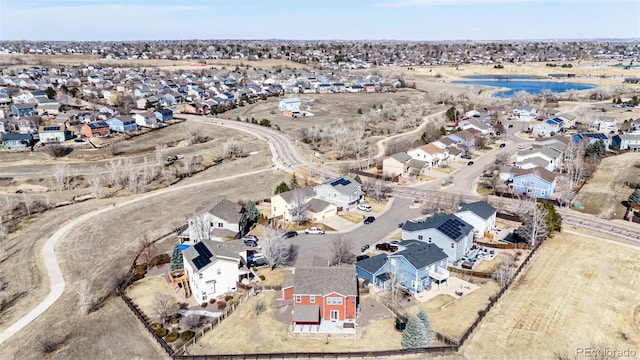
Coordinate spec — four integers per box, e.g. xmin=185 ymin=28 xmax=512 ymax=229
xmin=460 ymin=232 xmax=640 ymax=359
xmin=574 ymin=152 xmax=640 ymax=218
xmin=0 ymin=151 xmax=284 ymax=360
xmin=188 ymin=291 xmax=405 ymax=355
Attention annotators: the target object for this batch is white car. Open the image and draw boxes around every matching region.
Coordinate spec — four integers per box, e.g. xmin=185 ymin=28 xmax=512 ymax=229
xmin=357 ymin=204 xmax=372 ymax=212
xmin=304 ymin=227 xmax=325 ymax=235
xmin=518 ymin=144 xmax=526 ymax=150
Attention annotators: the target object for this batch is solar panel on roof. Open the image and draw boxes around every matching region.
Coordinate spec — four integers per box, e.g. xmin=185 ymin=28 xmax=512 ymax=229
xmin=330 ymin=179 xmax=342 ymax=186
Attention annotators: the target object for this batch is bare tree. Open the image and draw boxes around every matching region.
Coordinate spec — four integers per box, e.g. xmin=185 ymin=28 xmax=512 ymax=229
xmin=518 ymin=202 xmax=549 ymax=247
xmin=89 ymin=166 xmax=102 ymax=199
xmin=253 ymin=300 xmax=266 ymax=316
xmin=369 ymin=180 xmax=388 ymax=203
xmin=53 ymin=163 xmax=70 ymax=191
xmin=384 ymin=260 xmax=408 ymax=311
xmin=181 ymin=315 xmax=201 ymax=329
xmin=190 ymin=213 xmax=212 ymax=242
xmin=351 ymin=126 xmax=368 ymax=168
xmin=76 ymin=279 xmax=94 ymax=315
xmin=330 ymin=237 xmax=355 ymax=265
xmin=138 ymin=234 xmax=157 ymax=271
xmin=330 ymin=122 xmax=350 ymax=160
xmin=22 ymin=192 xmax=33 ymax=218
xmin=153 ymin=294 xmax=179 ymax=324
xmin=261 ymin=227 xmax=296 ymax=270
xmin=155 ymin=143 xmax=168 ymax=168
xmin=493 ymin=253 xmax=517 ymax=288
xmin=223 ymin=138 xmax=245 ymax=159
xmin=181 ymin=157 xmax=195 ymax=178
xmin=0 ymin=215 xmax=5 ymax=255
xmin=289 ymin=188 xmax=310 ymax=225
xmin=185 ymin=122 xmax=206 ymax=145
xmin=494 ymin=151 xmax=510 ymax=166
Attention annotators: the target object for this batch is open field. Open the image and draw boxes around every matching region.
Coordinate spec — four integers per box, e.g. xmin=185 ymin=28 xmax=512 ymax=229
xmin=0 ymin=150 xmax=285 ymax=359
xmin=460 ymin=232 xmax=640 ymax=359
xmin=188 ymin=291 xmax=404 ymax=355
xmin=574 ymin=152 xmax=640 ymax=218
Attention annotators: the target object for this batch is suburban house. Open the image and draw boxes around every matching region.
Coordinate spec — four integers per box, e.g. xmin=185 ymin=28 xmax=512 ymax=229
xmin=182 ymin=240 xmax=249 ymax=304
xmin=513 ymin=106 xmax=537 ymax=120
xmin=188 ymin=199 xmax=247 ymax=242
xmin=282 ymin=258 xmax=358 ymax=331
xmin=106 ymin=116 xmax=138 ymax=133
xmin=459 ymin=118 xmax=491 ymax=135
xmin=314 ymin=176 xmax=363 ymax=210
xmin=509 ymin=167 xmax=558 ymax=199
xmin=2 ymin=133 xmax=34 ymax=149
xmin=11 ymin=103 xmax=37 ymax=117
xmin=431 ymin=136 xmax=456 ymax=149
xmin=133 ymin=112 xmax=159 ymax=128
xmin=355 ymin=240 xmax=449 ymax=294
xmin=554 ymin=112 xmax=576 ymax=128
xmin=278 ymin=98 xmax=301 ymax=112
xmin=38 ymin=125 xmax=68 ymax=143
xmin=447 ymin=130 xmax=476 ymax=152
xmin=401 ymin=213 xmax=474 ymax=262
xmin=516 ymin=147 xmax=562 ymax=172
xmin=534 ymin=135 xmax=570 ymax=153
xmin=81 ymin=122 xmax=111 ymax=138
xmin=306 ymin=198 xmax=338 ymax=221
xmin=271 ymin=186 xmax=318 ymax=222
xmin=631 ymin=118 xmax=640 ymax=132
xmin=454 ymin=201 xmax=497 ymax=240
xmin=530 ymin=118 xmax=563 ymax=138
xmin=36 ymin=99 xmax=61 ymax=115
xmin=154 ymin=108 xmax=174 ymax=122
xmin=407 ymin=144 xmax=449 ymax=168
xmin=589 ymin=115 xmax=618 ymax=134
xmin=611 ymin=134 xmax=640 ymax=151
xmin=382 ymin=152 xmax=411 ymax=178
xmin=571 ymin=133 xmax=610 ymax=150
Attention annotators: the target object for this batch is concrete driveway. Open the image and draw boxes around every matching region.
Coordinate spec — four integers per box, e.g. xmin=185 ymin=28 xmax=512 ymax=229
xmin=321 ymin=215 xmax=356 ymax=232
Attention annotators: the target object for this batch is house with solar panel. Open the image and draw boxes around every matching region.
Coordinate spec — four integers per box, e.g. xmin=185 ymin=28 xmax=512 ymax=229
xmin=571 ymin=133 xmax=610 ymax=150
xmin=38 ymin=124 xmax=69 ymax=143
xmin=355 ymin=240 xmax=449 ymax=294
xmin=314 ymin=176 xmax=363 ymax=210
xmin=81 ymin=121 xmax=111 ymax=138
xmin=401 ymin=214 xmax=474 ymax=262
xmin=182 ymin=240 xmax=250 ymax=303
xmin=188 ymin=199 xmax=247 ymax=242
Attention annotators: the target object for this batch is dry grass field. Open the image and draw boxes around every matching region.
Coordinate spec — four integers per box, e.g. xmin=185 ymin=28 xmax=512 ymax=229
xmin=460 ymin=232 xmax=640 ymax=359
xmin=188 ymin=291 xmax=404 ymax=355
xmin=0 ymin=151 xmax=285 ymax=360
xmin=574 ymin=152 xmax=640 ymax=218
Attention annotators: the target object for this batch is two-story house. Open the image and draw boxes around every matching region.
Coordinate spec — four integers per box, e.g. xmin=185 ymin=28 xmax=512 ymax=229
xmin=81 ymin=121 xmax=111 ymax=138
xmin=447 ymin=130 xmax=476 ymax=152
xmin=407 ymin=144 xmax=449 ymax=168
xmin=154 ymin=108 xmax=174 ymax=122
xmin=530 ymin=118 xmax=563 ymax=138
xmin=401 ymin=214 xmax=474 ymax=262
xmin=277 ymin=98 xmax=301 ymax=112
xmin=355 ymin=240 xmax=449 ymax=294
xmin=11 ymin=103 xmax=37 ymax=117
xmin=2 ymin=133 xmax=34 ymax=149
xmin=516 ymin=147 xmax=562 ymax=172
xmin=38 ymin=124 xmax=68 ymax=143
xmin=513 ymin=106 xmax=537 ymax=121
xmin=188 ymin=199 xmax=247 ymax=242
xmin=182 ymin=240 xmax=250 ymax=304
xmin=282 ymin=258 xmax=358 ymax=332
xmin=589 ymin=115 xmax=618 ymax=134
xmin=454 ymin=201 xmax=497 ymax=240
xmin=382 ymin=152 xmax=411 ymax=178
xmin=270 ymin=186 xmax=317 ymax=222
xmin=106 ymin=116 xmax=138 ymax=133
xmin=509 ymin=167 xmax=558 ymax=199
xmin=611 ymin=134 xmax=640 ymax=151
xmin=314 ymin=176 xmax=363 ymax=210
xmin=133 ymin=111 xmax=159 ymax=128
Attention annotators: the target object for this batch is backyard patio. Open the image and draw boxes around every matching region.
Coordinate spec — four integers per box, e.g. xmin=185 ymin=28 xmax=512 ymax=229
xmin=414 ymin=275 xmax=480 ymax=303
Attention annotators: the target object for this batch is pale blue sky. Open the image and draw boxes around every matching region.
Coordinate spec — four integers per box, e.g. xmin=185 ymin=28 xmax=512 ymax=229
xmin=1 ymin=0 xmax=638 ymax=41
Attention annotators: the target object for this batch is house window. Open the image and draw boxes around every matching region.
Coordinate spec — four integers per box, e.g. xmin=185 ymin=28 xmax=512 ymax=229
xmin=295 ymin=295 xmax=301 ymax=303
xmin=541 ymin=190 xmax=546 ymax=195
xmin=217 ymin=268 xmax=222 ymax=275
xmin=411 ymin=280 xmax=417 ymax=289
xmin=218 ymin=223 xmax=223 ymax=228
xmin=210 ymin=222 xmax=214 ymax=227
xmin=451 ymin=243 xmax=455 ymax=248
xmin=428 ymin=237 xmax=432 ymax=243
xmin=202 ymin=294 xmax=207 ymax=301
xmin=418 ymin=235 xmax=423 ymax=240
xmin=198 ymin=273 xmax=203 ymax=280
xmin=337 ymin=297 xmax=343 ymax=305
xmin=310 ymin=296 xmax=315 ymax=303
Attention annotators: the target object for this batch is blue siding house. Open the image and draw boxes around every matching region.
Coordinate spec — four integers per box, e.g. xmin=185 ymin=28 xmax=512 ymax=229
xmin=509 ymin=167 xmax=557 ymax=199
xmin=107 ymin=116 xmax=138 ymax=133
xmin=356 ymin=241 xmax=449 ymax=294
xmin=11 ymin=104 xmax=37 ymax=117
xmin=2 ymin=133 xmax=34 ymax=149
xmin=401 ymin=214 xmax=474 ymax=262
xmin=154 ymin=109 xmax=174 ymax=122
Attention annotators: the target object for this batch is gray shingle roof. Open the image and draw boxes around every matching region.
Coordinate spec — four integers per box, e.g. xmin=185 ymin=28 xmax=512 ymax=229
xmin=402 ymin=213 xmax=474 ymax=243
xmin=392 ymin=242 xmax=448 ymax=270
xmin=183 ymin=239 xmax=241 ymax=272
xmin=207 ymin=199 xmax=244 ymax=223
xmin=307 ymin=198 xmax=333 ymax=213
xmin=278 ymin=186 xmax=315 ymax=203
xmin=321 ymin=176 xmax=361 ymax=196
xmin=390 ymin=152 xmax=411 ymax=163
xmin=457 ymin=201 xmax=496 ymax=220
xmin=293 ymin=267 xmax=357 ymax=296
xmin=355 ymin=253 xmax=388 ymax=275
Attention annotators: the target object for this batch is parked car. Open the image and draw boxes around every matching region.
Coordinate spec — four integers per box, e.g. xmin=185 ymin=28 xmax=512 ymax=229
xmin=508 ymin=124 xmax=514 ymax=128
xmin=467 ymin=161 xmax=474 ymax=166
xmin=242 ymin=235 xmax=258 ymax=241
xmin=461 ymin=154 xmax=472 ymax=160
xmin=364 ymin=216 xmax=376 ymax=224
xmin=283 ymin=231 xmax=298 ymax=238
xmin=496 ymin=132 xmax=501 ymax=136
xmin=518 ymin=144 xmax=526 ymax=149
xmin=174 ymin=154 xmax=185 ymax=160
xmin=356 ymin=255 xmax=370 ymax=262
xmin=357 ymin=203 xmax=372 ymax=212
xmin=499 ymin=143 xmax=506 ymax=148
xmin=304 ymin=227 xmax=325 ymax=235
xmin=247 ymin=252 xmax=267 ymax=267
xmin=243 ymin=238 xmax=258 ymax=247
xmin=375 ymin=243 xmax=398 ymax=252
xmin=360 ymin=244 xmax=370 ymax=252
xmin=389 ymin=240 xmax=400 ymax=246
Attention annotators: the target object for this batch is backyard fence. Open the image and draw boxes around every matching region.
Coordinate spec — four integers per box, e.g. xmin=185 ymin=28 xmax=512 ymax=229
xmin=474 ymin=240 xmax=530 ymax=250
xmin=446 ymin=266 xmax=494 ymax=278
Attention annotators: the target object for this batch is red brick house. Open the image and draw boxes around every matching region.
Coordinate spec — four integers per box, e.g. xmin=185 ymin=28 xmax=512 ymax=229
xmin=81 ymin=121 xmax=111 ymax=138
xmin=282 ymin=259 xmax=359 ymax=332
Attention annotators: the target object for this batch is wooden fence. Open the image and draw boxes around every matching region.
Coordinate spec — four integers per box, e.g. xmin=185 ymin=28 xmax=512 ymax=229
xmin=447 ymin=266 xmax=494 ymax=278
xmin=474 ymin=240 xmax=530 ymax=250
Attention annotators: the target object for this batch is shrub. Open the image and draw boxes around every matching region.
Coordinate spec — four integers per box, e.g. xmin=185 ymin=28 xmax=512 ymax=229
xmin=165 ymin=332 xmax=179 ymax=343
xmin=181 ymin=331 xmax=195 ymax=342
xmin=201 ymin=302 xmax=208 ymax=308
xmin=150 ymin=322 xmax=163 ymax=331
xmin=217 ymin=301 xmax=227 ymax=310
xmin=259 ymin=275 xmax=266 ymax=281
xmin=209 ymin=298 xmax=216 ymax=304
xmin=45 ymin=144 xmax=73 ymax=158
xmin=150 ymin=253 xmax=170 ymax=266
xmin=227 ymin=299 xmax=235 ymax=306
xmin=155 ymin=327 xmax=168 ymax=337
xmin=170 ymin=316 xmax=180 ymax=325
xmin=224 ymin=295 xmax=233 ymax=302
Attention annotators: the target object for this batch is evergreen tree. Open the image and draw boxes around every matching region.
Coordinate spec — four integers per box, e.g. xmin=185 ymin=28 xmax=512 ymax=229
xmin=585 ymin=140 xmax=605 ymax=162
xmin=401 ymin=315 xmax=428 ymax=349
xmin=416 ymin=310 xmax=434 ymax=344
xmin=244 ymin=200 xmax=260 ymax=223
xmin=170 ymin=244 xmax=183 ymax=271
xmin=289 ymin=173 xmax=299 ymax=189
xmin=541 ymin=202 xmax=562 ymax=236
xmin=45 ymin=86 xmax=57 ymax=100
xmin=445 ymin=106 xmax=460 ymax=122
xmin=274 ymin=181 xmax=291 ymax=195
xmin=354 ymin=175 xmax=362 ymax=184
xmin=628 ymin=189 xmax=640 ymax=207
xmin=357 ymin=108 xmax=363 ymax=114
